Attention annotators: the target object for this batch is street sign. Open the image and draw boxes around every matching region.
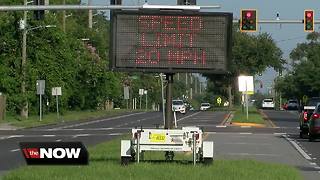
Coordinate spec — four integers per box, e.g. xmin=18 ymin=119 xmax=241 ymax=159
xmin=139 ymin=89 xmax=144 ymax=96
xmin=238 ymin=76 xmax=254 ymax=94
xmin=36 ymin=80 xmax=45 ymax=95
xmin=124 ymin=86 xmax=129 ymax=100
xmin=144 ymin=90 xmax=148 ymax=95
xmin=110 ymin=11 xmax=233 ymax=74
xmin=217 ymin=97 xmax=222 ymax=106
xmin=52 ymin=87 xmax=62 ymax=96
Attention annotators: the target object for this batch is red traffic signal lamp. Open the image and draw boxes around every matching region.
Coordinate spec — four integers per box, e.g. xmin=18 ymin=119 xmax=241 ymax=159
xmin=240 ymin=9 xmax=258 ymax=32
xmin=304 ymin=10 xmax=314 ymax=32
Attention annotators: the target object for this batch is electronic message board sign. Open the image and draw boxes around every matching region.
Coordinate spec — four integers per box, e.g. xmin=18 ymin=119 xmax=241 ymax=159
xmin=110 ymin=11 xmax=233 ymax=74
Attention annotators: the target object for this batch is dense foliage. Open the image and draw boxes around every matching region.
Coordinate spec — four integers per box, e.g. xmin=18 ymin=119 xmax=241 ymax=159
xmin=275 ymin=32 xmax=320 ymax=101
xmin=203 ymin=27 xmax=284 ymax=105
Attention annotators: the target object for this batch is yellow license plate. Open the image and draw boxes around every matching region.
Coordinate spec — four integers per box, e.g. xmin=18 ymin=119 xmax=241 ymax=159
xmin=150 ymin=133 xmax=166 ymax=143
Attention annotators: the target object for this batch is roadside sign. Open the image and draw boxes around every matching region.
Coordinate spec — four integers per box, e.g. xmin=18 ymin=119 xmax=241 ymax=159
xmin=36 ymin=80 xmax=45 ymax=95
xmin=139 ymin=89 xmax=144 ymax=96
xmin=52 ymin=87 xmax=62 ymax=96
xmin=144 ymin=90 xmax=148 ymax=95
xmin=217 ymin=97 xmax=222 ymax=106
xmin=238 ymin=76 xmax=254 ymax=94
xmin=124 ymin=86 xmax=129 ymax=100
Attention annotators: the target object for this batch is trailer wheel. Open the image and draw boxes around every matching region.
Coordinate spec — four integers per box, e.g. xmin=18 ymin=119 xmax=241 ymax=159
xmin=165 ymin=151 xmax=174 ymax=161
xmin=203 ymin=158 xmax=213 ymax=165
xmin=121 ymin=157 xmax=131 ymax=166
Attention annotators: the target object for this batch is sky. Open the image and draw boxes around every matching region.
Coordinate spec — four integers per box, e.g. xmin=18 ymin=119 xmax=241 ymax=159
xmin=82 ymin=0 xmax=320 ymax=94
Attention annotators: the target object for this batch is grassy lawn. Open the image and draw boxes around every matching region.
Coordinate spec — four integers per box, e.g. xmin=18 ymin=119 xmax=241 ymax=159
xmin=232 ymin=106 xmax=265 ymax=124
xmin=3 ymin=109 xmax=142 ymax=128
xmin=3 ymin=136 xmax=302 ymax=180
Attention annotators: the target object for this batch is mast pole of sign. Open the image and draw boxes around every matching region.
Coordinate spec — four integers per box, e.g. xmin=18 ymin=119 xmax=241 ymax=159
xmin=165 ymin=74 xmax=174 ymax=129
xmin=245 ymin=80 xmax=249 ymax=121
xmin=40 ymin=82 xmax=42 ymax=122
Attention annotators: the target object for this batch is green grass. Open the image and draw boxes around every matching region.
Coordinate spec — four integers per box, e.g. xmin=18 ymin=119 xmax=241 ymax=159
xmin=3 ymin=136 xmax=302 ymax=180
xmin=3 ymin=109 xmax=141 ymax=128
xmin=232 ymin=106 xmax=265 ymax=124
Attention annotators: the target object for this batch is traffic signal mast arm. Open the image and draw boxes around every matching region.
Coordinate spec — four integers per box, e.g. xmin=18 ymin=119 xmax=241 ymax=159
xmin=0 ymin=4 xmax=221 ymax=11
xmin=234 ymin=19 xmax=320 ymax=24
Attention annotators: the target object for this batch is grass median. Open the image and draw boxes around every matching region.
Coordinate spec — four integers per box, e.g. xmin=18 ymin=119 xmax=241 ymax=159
xmin=232 ymin=106 xmax=265 ymax=124
xmin=4 ymin=109 xmax=142 ymax=128
xmin=3 ymin=136 xmax=302 ymax=180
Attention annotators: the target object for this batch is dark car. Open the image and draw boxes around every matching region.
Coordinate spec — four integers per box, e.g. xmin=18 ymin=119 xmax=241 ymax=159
xmin=308 ymin=103 xmax=320 ymax=141
xmin=287 ymin=99 xmax=299 ymax=110
xmin=299 ymin=97 xmax=320 ymax=138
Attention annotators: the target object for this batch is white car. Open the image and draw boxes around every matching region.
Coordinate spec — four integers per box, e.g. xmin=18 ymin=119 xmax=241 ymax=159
xmin=261 ymin=99 xmax=275 ymax=109
xmin=172 ymin=100 xmax=186 ymax=114
xmin=200 ymin=103 xmax=211 ymax=111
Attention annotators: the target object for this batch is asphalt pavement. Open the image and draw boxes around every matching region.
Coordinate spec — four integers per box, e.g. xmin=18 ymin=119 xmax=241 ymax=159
xmin=1 ymin=109 xmax=320 ymax=179
xmin=0 ymin=110 xmax=227 ymax=176
xmin=262 ymin=110 xmax=320 ymax=178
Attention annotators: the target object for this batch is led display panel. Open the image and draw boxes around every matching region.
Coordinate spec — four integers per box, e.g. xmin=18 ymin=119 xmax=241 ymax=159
xmin=110 ymin=11 xmax=233 ymax=74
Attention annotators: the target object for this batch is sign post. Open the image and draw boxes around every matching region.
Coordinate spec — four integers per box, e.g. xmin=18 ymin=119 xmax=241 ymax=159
xmin=36 ymin=80 xmax=45 ymax=121
xmin=52 ymin=87 xmax=62 ymax=121
xmin=144 ymin=90 xmax=148 ymax=111
xmin=238 ymin=76 xmax=254 ymax=121
xmin=139 ymin=89 xmax=144 ymax=109
xmin=124 ymin=86 xmax=129 ymax=109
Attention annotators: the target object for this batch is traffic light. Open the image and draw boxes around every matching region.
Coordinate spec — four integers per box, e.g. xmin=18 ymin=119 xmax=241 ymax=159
xmin=34 ymin=0 xmax=45 ymax=20
xmin=304 ymin=10 xmax=314 ymax=32
xmin=240 ymin=9 xmax=257 ymax=32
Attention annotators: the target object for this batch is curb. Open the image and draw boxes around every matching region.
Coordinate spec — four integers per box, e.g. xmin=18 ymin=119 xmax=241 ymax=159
xmin=258 ymin=110 xmax=277 ymax=128
xmin=221 ymin=111 xmax=234 ymax=126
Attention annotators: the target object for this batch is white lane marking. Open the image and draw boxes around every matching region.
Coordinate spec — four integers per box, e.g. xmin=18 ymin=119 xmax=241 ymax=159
xmin=109 ymin=133 xmax=124 ymax=136
xmin=42 ymin=135 xmax=56 ymax=137
xmin=273 ymin=133 xmax=287 ymax=135
xmin=56 ymin=139 xmax=62 ymax=142
xmin=10 ymin=149 xmax=20 ymax=152
xmin=49 ymin=112 xmax=147 ymax=130
xmin=73 ymin=134 xmax=90 ymax=138
xmin=216 ymin=125 xmax=227 ymax=128
xmin=7 ymin=135 xmax=24 ymax=139
xmin=177 ymin=112 xmax=201 ymax=122
xmin=239 ymin=133 xmax=252 ymax=135
xmin=283 ymin=135 xmax=312 ymax=160
xmin=314 ymin=167 xmax=320 ymax=169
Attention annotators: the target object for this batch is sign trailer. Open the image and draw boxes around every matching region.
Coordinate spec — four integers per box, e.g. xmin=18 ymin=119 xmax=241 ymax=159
xmin=115 ymin=9 xmax=233 ymax=165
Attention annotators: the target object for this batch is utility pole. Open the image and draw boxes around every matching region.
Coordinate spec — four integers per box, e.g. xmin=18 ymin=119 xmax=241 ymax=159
xmin=62 ymin=0 xmax=66 ymax=32
xmin=88 ymin=0 xmax=92 ymax=28
xmin=21 ymin=0 xmax=28 ymax=119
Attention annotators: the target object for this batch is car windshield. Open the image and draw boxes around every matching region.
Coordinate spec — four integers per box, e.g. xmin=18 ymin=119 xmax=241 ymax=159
xmin=201 ymin=103 xmax=210 ymax=107
xmin=263 ymin=99 xmax=273 ymax=102
xmin=307 ymin=98 xmax=320 ymax=106
xmin=173 ymin=101 xmax=183 ymax=105
xmin=288 ymin=100 xmax=298 ymax=103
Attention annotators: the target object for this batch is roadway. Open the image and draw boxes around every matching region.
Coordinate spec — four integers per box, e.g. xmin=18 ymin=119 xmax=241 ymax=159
xmin=1 ymin=109 xmax=320 ymax=179
xmin=0 ymin=110 xmax=228 ymax=174
xmin=262 ymin=110 xmax=320 ymax=171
